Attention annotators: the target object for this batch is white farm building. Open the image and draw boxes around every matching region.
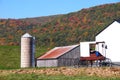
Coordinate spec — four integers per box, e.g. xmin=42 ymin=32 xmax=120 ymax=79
xmin=96 ymin=20 xmax=120 ymax=65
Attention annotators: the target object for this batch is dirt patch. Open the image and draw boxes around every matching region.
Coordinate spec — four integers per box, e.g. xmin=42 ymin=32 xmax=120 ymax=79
xmin=0 ymin=67 xmax=120 ymax=77
xmin=85 ymin=67 xmax=120 ymax=77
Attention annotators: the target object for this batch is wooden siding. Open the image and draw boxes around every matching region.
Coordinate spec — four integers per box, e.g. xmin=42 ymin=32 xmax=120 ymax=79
xmin=37 ymin=59 xmax=58 ymax=67
xmin=58 ymin=46 xmax=80 ymax=67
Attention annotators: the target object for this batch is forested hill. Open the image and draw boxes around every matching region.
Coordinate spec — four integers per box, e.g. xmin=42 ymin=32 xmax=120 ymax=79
xmin=0 ymin=2 xmax=120 ymax=47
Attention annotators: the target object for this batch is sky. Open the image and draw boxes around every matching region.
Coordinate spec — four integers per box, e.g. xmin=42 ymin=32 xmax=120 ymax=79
xmin=0 ymin=0 xmax=120 ymax=19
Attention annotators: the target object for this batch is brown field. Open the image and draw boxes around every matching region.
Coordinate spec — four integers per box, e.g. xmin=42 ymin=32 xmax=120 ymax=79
xmin=0 ymin=67 xmax=120 ymax=78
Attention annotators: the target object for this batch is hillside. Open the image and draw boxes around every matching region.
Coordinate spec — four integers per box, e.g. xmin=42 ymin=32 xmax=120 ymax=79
xmin=0 ymin=2 xmax=120 ymax=47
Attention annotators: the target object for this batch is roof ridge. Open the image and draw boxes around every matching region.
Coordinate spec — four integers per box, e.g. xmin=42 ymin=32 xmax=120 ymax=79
xmin=39 ymin=47 xmax=59 ymax=59
xmin=57 ymin=44 xmax=79 ymax=48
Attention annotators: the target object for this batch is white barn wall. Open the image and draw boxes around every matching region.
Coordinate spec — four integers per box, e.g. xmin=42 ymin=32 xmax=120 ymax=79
xmin=96 ymin=21 xmax=120 ymax=62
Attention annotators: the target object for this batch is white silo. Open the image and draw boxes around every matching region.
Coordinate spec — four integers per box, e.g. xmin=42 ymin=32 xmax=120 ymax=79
xmin=21 ymin=33 xmax=35 ymax=68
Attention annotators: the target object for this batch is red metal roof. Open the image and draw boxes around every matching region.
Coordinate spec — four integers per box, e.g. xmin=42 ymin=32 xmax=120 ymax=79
xmin=37 ymin=45 xmax=79 ymax=59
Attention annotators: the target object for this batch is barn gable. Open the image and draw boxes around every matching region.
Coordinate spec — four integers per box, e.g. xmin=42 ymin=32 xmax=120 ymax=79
xmin=96 ymin=20 xmax=120 ymax=63
xmin=37 ymin=45 xmax=80 ymax=67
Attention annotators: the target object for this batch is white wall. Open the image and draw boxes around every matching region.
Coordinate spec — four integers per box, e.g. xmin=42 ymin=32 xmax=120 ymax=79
xmin=80 ymin=42 xmax=90 ymax=57
xmin=80 ymin=41 xmax=96 ymax=57
xmin=96 ymin=21 xmax=120 ymax=62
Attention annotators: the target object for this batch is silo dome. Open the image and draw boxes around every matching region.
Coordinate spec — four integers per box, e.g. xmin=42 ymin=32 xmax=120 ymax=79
xmin=22 ymin=33 xmax=32 ymax=38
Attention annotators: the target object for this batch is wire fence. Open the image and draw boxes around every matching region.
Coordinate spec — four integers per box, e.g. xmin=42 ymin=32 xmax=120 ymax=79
xmin=58 ymin=58 xmax=113 ymax=67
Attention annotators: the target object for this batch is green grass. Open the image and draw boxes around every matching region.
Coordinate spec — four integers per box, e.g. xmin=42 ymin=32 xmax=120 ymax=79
xmin=0 ymin=46 xmax=20 ymax=69
xmin=0 ymin=46 xmax=49 ymax=69
xmin=0 ymin=74 xmax=119 ymax=80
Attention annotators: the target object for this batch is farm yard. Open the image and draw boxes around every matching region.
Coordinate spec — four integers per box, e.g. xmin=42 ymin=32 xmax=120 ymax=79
xmin=0 ymin=67 xmax=120 ymax=80
xmin=0 ymin=46 xmax=120 ymax=80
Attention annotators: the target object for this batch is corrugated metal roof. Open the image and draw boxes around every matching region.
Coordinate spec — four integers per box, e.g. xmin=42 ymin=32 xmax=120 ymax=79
xmin=37 ymin=45 xmax=79 ymax=59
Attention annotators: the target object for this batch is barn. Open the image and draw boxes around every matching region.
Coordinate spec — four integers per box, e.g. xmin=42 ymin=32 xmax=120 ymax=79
xmin=37 ymin=45 xmax=80 ymax=67
xmin=96 ymin=20 xmax=120 ymax=65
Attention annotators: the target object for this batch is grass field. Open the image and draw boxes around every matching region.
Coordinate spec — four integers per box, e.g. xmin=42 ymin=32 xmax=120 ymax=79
xmin=0 ymin=46 xmax=49 ymax=69
xmin=0 ymin=74 xmax=119 ymax=80
xmin=0 ymin=46 xmax=20 ymax=69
